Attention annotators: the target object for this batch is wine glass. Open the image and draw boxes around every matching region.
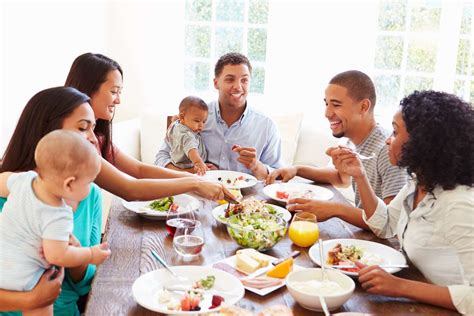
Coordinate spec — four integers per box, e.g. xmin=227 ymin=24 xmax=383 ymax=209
xmin=165 ymin=204 xmax=195 ymax=237
xmin=172 ymin=219 xmax=205 ymax=259
xmin=288 ymin=212 xmax=319 ymax=247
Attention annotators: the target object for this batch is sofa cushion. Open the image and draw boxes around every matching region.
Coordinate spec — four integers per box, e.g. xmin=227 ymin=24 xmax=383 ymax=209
xmin=140 ymin=107 xmax=168 ymax=165
xmin=267 ymin=112 xmax=303 ymax=165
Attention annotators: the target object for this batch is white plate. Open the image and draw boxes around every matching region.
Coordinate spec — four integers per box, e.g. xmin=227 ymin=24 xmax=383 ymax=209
xmin=308 ymin=239 xmax=407 ymax=276
xmin=211 ymin=203 xmax=292 ymax=224
xmin=122 ymin=194 xmax=200 ymax=220
xmin=263 ymin=182 xmax=334 ymax=203
xmin=132 ymin=265 xmax=244 ymax=315
xmin=204 ymin=170 xmax=258 ymax=189
xmin=212 ymin=255 xmax=302 ymax=296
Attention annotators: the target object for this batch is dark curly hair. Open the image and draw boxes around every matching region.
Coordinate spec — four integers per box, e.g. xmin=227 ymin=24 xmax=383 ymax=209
xmin=399 ymin=90 xmax=474 ymax=192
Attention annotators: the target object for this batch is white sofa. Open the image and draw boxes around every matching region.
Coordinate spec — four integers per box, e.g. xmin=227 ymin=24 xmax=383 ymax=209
xmin=112 ymin=107 xmax=355 ymax=202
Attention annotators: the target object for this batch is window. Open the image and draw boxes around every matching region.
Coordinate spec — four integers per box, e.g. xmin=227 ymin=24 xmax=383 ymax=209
xmin=184 ymin=0 xmax=269 ymax=94
xmin=373 ymin=0 xmax=473 ymax=112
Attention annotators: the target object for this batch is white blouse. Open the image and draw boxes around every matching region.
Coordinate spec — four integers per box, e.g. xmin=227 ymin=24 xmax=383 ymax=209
xmin=363 ymin=180 xmax=474 ymax=314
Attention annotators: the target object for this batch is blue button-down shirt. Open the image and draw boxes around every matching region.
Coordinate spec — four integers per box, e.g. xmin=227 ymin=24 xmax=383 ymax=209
xmin=155 ymin=100 xmax=284 ymax=175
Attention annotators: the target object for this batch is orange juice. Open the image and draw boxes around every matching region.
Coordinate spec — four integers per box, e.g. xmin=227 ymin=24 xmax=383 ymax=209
xmin=288 ymin=221 xmax=319 ymax=247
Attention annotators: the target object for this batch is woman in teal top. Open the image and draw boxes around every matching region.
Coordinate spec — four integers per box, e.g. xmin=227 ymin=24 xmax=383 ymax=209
xmin=0 ymin=87 xmax=102 ymax=315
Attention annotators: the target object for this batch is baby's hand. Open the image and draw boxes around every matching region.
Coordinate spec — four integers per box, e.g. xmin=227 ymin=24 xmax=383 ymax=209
xmin=90 ymin=242 xmax=111 ymax=265
xmin=194 ymin=161 xmax=209 ymax=176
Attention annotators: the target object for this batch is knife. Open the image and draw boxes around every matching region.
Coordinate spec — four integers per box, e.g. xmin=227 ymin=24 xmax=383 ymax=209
xmin=272 ymin=250 xmax=301 ymax=266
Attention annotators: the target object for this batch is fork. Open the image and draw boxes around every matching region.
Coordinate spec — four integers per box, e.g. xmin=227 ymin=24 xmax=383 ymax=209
xmin=151 ymin=250 xmax=189 ymax=283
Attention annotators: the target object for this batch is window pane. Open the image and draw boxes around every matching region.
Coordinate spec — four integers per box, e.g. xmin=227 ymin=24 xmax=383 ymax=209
xmin=249 ymin=0 xmax=269 ymax=24
xmin=378 ymin=0 xmax=406 ymax=31
xmin=410 ymin=5 xmax=441 ymax=32
xmin=185 ymin=62 xmax=210 ymax=91
xmin=248 ymin=28 xmax=267 ymax=62
xmin=453 ymin=79 xmax=466 ymax=99
xmin=406 ymin=38 xmax=437 ymax=72
xmin=185 ymin=26 xmax=211 ymax=58
xmin=215 ymin=27 xmax=243 ymax=57
xmin=456 ymin=39 xmax=470 ymax=76
xmin=404 ymin=76 xmax=433 ymax=96
xmin=250 ymin=66 xmax=265 ymax=93
xmin=460 ymin=4 xmax=472 ymax=35
xmin=216 ymin=0 xmax=244 ymax=22
xmin=374 ymin=75 xmax=401 ymax=108
xmin=375 ymin=36 xmax=404 ymax=70
xmin=186 ymin=0 xmax=212 ymax=21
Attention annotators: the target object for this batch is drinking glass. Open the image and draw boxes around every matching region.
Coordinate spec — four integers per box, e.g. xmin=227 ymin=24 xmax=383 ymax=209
xmin=288 ymin=212 xmax=319 ymax=247
xmin=165 ymin=205 xmax=195 ymax=237
xmin=172 ymin=219 xmax=205 ymax=259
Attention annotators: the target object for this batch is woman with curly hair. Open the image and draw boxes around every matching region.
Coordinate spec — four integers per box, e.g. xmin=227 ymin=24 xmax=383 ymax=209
xmin=330 ymin=90 xmax=473 ymax=314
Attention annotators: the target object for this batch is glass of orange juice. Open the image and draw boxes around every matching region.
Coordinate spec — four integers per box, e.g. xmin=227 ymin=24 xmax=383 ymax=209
xmin=288 ymin=212 xmax=319 ymax=247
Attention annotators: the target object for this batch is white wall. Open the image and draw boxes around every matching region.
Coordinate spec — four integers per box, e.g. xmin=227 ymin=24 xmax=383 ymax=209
xmin=1 ymin=1 xmax=109 ymax=155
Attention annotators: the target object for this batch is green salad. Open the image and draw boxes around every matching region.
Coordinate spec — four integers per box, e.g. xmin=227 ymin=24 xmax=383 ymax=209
xmin=148 ymin=197 xmax=174 ymax=212
xmin=226 ymin=213 xmax=287 ymax=251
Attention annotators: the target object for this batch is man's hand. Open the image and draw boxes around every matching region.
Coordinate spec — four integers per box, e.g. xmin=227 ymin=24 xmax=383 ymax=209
xmin=327 ymin=147 xmax=365 ymax=179
xmin=28 ymin=266 xmax=65 ymax=309
xmin=232 ymin=145 xmax=267 ymax=179
xmin=266 ymin=166 xmax=297 ymax=184
xmin=286 ymin=198 xmax=337 ymax=222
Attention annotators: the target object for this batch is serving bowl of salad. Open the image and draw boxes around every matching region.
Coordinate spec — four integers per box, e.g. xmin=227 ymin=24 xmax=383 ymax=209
xmin=225 ymin=212 xmax=288 ymax=251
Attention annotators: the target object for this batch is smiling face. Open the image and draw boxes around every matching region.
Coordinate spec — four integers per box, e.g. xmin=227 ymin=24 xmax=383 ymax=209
xmin=90 ymin=69 xmax=123 ymax=121
xmin=324 ymin=84 xmax=365 ymax=138
xmin=213 ymin=64 xmax=250 ymax=109
xmin=180 ymin=106 xmax=208 ymax=133
xmin=61 ymin=103 xmax=98 ymax=146
xmin=385 ymin=110 xmax=410 ymax=166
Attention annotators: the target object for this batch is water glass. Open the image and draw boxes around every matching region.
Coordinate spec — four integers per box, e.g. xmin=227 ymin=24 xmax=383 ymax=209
xmin=172 ymin=219 xmax=205 ymax=258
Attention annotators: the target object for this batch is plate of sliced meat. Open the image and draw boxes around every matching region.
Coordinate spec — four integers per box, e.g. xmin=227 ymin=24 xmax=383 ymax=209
xmin=211 ymin=248 xmax=302 ymax=296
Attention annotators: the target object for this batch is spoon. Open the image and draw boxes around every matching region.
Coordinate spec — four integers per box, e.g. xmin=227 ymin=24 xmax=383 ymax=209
xmin=151 ymin=250 xmax=189 ymax=283
xmin=318 ymin=239 xmax=331 ymax=316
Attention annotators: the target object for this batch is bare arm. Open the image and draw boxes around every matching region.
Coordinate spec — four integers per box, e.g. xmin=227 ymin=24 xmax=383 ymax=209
xmin=0 ymin=267 xmax=64 ymax=311
xmin=295 ymin=165 xmax=351 ymax=187
xmin=113 ymin=147 xmax=194 ymax=179
xmin=43 ymin=240 xmax=110 ymax=267
xmin=95 ymin=158 xmax=226 ymax=201
xmin=0 ymin=172 xmax=13 ymax=197
xmin=188 ymin=148 xmax=209 ymax=175
xmin=358 ymin=264 xmax=455 ymax=311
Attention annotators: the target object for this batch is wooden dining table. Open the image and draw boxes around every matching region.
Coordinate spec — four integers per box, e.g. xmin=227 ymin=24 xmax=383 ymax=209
xmin=85 ymin=182 xmax=458 ymax=315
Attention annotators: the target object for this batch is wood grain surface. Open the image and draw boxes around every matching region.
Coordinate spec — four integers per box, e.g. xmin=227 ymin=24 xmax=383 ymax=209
xmin=85 ymin=182 xmax=458 ymax=315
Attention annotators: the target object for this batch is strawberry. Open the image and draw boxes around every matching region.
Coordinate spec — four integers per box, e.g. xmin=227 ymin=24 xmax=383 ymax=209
xmin=180 ymin=295 xmax=191 ymax=311
xmin=190 ymin=295 xmax=200 ymax=309
xmin=210 ymin=295 xmax=224 ymax=308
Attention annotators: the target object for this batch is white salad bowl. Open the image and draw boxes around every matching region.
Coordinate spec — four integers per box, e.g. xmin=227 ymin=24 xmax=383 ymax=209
xmin=286 ymin=268 xmax=355 ymax=312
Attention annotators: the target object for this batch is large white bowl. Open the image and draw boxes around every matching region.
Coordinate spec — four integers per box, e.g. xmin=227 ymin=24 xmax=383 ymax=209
xmin=286 ymin=268 xmax=355 ymax=312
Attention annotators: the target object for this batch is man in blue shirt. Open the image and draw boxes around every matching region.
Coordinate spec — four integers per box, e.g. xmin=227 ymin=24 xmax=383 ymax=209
xmin=155 ymin=53 xmax=283 ymax=179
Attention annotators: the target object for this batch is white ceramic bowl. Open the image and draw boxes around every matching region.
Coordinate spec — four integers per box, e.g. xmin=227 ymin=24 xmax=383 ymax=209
xmin=286 ymin=268 xmax=355 ymax=312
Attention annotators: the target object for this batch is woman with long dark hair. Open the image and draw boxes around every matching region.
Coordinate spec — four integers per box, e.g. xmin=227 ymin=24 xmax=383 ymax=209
xmin=332 ymin=90 xmax=473 ymax=314
xmin=1 ymin=87 xmax=101 ymax=316
xmin=64 ymin=53 xmax=229 ymax=201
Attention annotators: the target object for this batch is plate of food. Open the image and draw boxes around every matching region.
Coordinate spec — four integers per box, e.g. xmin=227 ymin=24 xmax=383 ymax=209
xmin=204 ymin=170 xmax=258 ymax=189
xmin=308 ymin=239 xmax=407 ymax=276
xmin=122 ymin=194 xmax=200 ymax=220
xmin=212 ymin=197 xmax=291 ymax=224
xmin=211 ymin=248 xmax=302 ymax=296
xmin=132 ymin=265 xmax=244 ymax=314
xmin=263 ymin=182 xmax=334 ymax=203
